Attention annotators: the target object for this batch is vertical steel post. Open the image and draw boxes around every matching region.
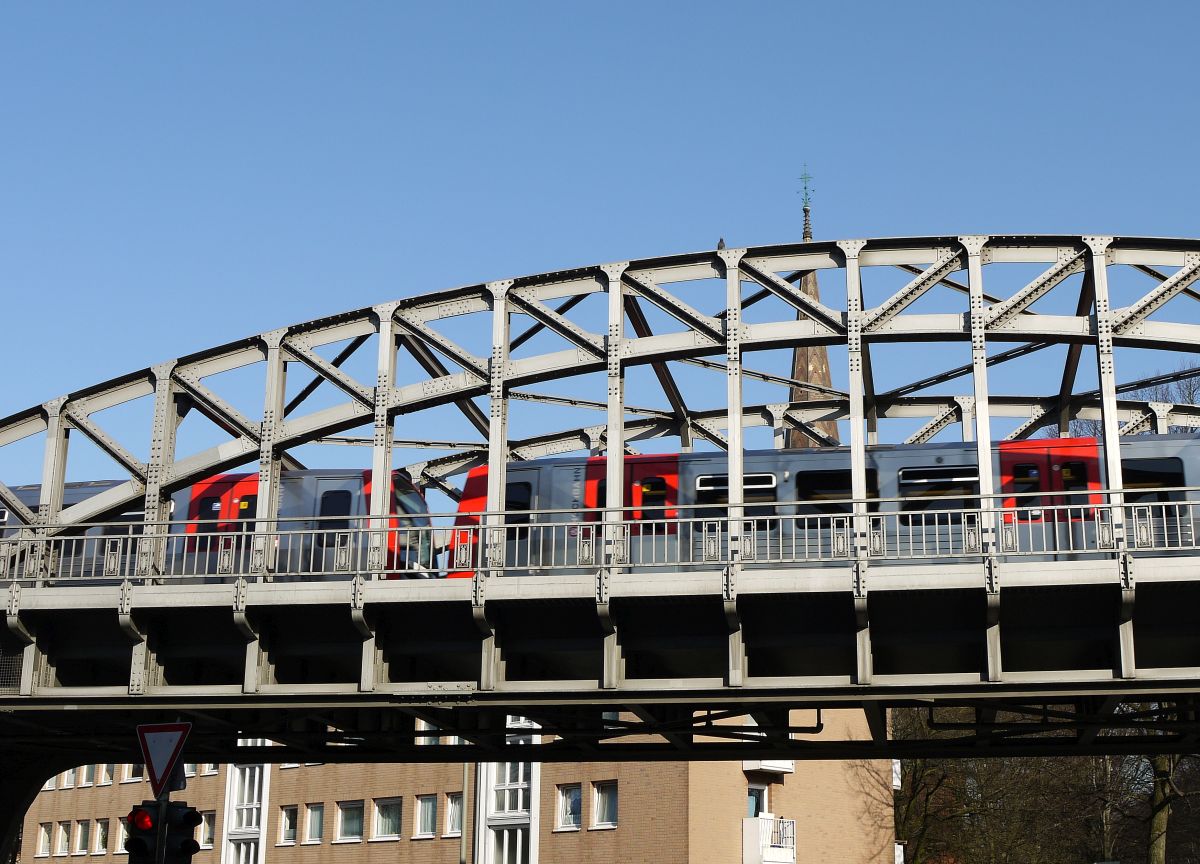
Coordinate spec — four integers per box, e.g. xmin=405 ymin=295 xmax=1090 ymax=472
xmin=719 ymin=248 xmax=747 ymax=687
xmin=368 ymin=304 xmax=400 ymax=576
xmin=962 ymin=236 xmax=1002 ymax=682
xmin=34 ymin=397 xmax=70 ymax=584
xmin=139 ymin=364 xmax=181 ymax=580
xmin=600 ymin=264 xmax=628 ymax=690
xmin=838 ymin=240 xmax=871 ymax=684
xmin=478 ymin=281 xmax=513 ymax=691
xmin=252 ymin=330 xmax=289 ymax=579
xmin=1086 ymin=236 xmax=1135 ymax=678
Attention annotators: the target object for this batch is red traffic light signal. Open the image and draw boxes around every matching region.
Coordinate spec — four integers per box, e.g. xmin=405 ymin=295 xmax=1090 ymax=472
xmin=128 ymin=807 xmax=155 ymax=832
xmin=125 ymin=803 xmax=160 ymax=864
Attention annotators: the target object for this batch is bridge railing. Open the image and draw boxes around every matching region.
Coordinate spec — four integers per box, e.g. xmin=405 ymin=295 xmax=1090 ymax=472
xmin=1 ymin=488 xmax=1198 ymax=584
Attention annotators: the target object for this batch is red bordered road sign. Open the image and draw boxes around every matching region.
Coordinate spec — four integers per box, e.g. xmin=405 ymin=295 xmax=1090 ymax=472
xmin=136 ymin=723 xmax=192 ymax=798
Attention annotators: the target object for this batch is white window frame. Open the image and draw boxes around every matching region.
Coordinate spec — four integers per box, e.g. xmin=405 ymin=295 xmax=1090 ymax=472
xmin=55 ymin=822 xmax=70 ymax=856
xmin=114 ymin=820 xmax=127 ymax=857
xmin=36 ymin=823 xmax=51 ymax=857
xmin=335 ymin=801 xmax=364 ymax=842
xmin=183 ymin=763 xmax=196 ymax=778
xmin=98 ymin=765 xmax=114 ymax=786
xmin=42 ymin=776 xmax=56 ymax=791
xmin=556 ymin=784 xmax=582 ymax=831
xmin=444 ymin=792 xmax=463 ymax=837
xmin=61 ymin=768 xmax=76 ymax=789
xmin=278 ymin=806 xmax=298 ymax=845
xmin=93 ymin=820 xmax=109 ymax=856
xmin=200 ymin=763 xmax=219 ymax=776
xmin=414 ymin=795 xmax=437 ymax=839
xmin=748 ymin=783 xmax=768 ymax=817
xmin=303 ymin=804 xmax=324 ymax=844
xmin=371 ymin=798 xmax=402 ymax=841
xmin=80 ymin=765 xmax=95 ymax=787
xmin=592 ymin=781 xmax=618 ymax=829
xmin=199 ymin=813 xmax=216 ymax=850
xmin=73 ymin=821 xmax=91 ymax=856
xmin=122 ymin=764 xmax=144 ymax=783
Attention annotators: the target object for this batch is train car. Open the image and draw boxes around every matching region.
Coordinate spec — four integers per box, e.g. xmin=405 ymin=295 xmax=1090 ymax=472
xmin=449 ymin=434 xmax=1200 ymax=574
xmin=1 ymin=469 xmax=432 ymax=581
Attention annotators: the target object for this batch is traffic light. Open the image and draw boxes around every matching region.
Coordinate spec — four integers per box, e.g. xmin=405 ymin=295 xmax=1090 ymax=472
xmin=124 ymin=803 xmax=158 ymax=864
xmin=163 ymin=802 xmax=202 ymax=864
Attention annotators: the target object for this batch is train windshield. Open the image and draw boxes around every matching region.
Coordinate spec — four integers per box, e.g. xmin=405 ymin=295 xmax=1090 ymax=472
xmin=392 ymin=475 xmax=432 ymax=525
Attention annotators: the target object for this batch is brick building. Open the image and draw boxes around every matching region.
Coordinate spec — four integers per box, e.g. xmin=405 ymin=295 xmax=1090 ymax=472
xmin=19 ymin=711 xmax=895 ymax=864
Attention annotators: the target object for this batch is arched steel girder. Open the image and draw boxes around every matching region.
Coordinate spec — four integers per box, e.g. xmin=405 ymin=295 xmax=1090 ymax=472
xmin=2 ymin=234 xmax=1200 ymax=535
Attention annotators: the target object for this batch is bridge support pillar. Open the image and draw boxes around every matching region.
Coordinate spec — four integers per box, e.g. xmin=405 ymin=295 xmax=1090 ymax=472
xmin=839 ymin=241 xmax=873 ymax=685
xmin=0 ymin=751 xmax=81 ymax=864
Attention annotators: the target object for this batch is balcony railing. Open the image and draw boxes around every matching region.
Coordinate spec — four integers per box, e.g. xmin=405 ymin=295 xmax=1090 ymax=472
xmin=743 ymin=817 xmax=796 ymax=864
xmin=1 ymin=488 xmax=1198 ymax=584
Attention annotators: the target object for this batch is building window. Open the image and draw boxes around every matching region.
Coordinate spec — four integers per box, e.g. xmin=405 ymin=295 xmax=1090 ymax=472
xmin=73 ymin=822 xmax=90 ymax=855
xmin=279 ymin=762 xmax=299 ymax=769
xmin=232 ymin=764 xmax=263 ymax=831
xmin=55 ymin=822 xmax=70 ymax=856
xmin=200 ymin=763 xmax=218 ymax=775
xmin=279 ymin=807 xmax=298 ymax=845
xmin=556 ymin=784 xmax=581 ymax=830
xmin=747 ymin=784 xmax=767 ymax=817
xmin=62 ymin=768 xmax=76 ymax=789
xmin=493 ymin=761 xmax=531 ymax=815
xmin=199 ymin=813 xmax=216 ymax=849
xmin=372 ymin=799 xmax=401 ymax=840
xmin=492 ymin=826 xmax=529 ymax=864
xmin=123 ymin=764 xmax=144 ymax=783
xmin=183 ymin=763 xmax=196 ymax=777
xmin=36 ymin=824 xmax=51 ymax=857
xmin=114 ymin=820 xmax=127 ymax=856
xmin=81 ymin=764 xmax=95 ymax=787
xmin=99 ymin=765 xmax=114 ymax=786
xmin=415 ymin=796 xmax=437 ymax=838
xmin=94 ymin=821 xmax=109 ymax=855
xmin=336 ymin=801 xmax=364 ymax=841
xmin=229 ymin=841 xmax=258 ymax=864
xmin=42 ymin=776 xmax=56 ymax=791
xmin=305 ymin=804 xmax=324 ymax=843
xmin=445 ymin=793 xmax=463 ymax=837
xmin=593 ymin=781 xmax=618 ymax=828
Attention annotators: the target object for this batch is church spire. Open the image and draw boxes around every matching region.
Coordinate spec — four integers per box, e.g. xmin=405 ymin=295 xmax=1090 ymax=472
xmin=800 ymin=165 xmax=814 ymax=242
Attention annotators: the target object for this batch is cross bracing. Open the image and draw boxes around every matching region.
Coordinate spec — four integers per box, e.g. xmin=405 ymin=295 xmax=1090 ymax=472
xmin=4 ymin=234 xmax=1200 ymax=768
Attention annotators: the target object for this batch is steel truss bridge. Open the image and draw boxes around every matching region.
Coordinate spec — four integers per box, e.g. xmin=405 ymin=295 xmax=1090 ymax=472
xmin=4 ymin=234 xmax=1200 ymax=838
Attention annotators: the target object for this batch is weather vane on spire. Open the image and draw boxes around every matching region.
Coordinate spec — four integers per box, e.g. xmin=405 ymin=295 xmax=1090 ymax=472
xmin=799 ymin=165 xmax=814 ymax=242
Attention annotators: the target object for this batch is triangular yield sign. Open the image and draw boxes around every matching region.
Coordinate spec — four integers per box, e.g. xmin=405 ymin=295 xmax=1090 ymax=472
xmin=136 ymin=722 xmax=192 ymax=798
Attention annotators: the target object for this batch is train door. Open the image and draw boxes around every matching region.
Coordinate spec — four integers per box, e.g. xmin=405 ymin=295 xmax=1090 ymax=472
xmin=447 ymin=467 xmax=541 ymax=577
xmin=583 ymin=457 xmax=678 ymax=569
xmin=998 ymin=439 xmax=1100 ymax=555
xmin=185 ymin=474 xmax=257 ymax=577
xmin=313 ymin=476 xmax=360 ymax=577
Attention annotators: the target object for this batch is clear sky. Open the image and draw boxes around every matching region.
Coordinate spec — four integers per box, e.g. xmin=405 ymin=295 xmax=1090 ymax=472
xmin=1 ymin=2 xmax=1198 ymax=487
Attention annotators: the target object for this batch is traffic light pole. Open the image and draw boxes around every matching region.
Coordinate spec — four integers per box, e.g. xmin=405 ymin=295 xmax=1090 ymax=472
xmin=153 ymin=797 xmax=169 ymax=864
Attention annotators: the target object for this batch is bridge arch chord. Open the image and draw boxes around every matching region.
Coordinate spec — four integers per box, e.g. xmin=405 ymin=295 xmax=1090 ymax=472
xmin=0 ymin=236 xmax=1199 ymax=534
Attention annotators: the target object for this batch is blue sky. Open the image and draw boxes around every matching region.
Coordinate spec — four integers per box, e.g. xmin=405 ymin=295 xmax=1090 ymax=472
xmin=1 ymin=2 xmax=1198 ymax=489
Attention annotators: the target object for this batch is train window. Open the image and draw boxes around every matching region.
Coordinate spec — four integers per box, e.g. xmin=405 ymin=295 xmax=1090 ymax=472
xmin=505 ymin=482 xmax=533 ymax=524
xmin=238 ymin=496 xmax=258 ymax=532
xmin=319 ymin=490 xmax=353 ymax=530
xmin=1060 ymin=461 xmax=1089 ymax=507
xmin=1121 ymin=458 xmax=1186 ymax=503
xmin=795 ymin=470 xmax=879 ymax=515
xmin=897 ymin=466 xmax=979 ymax=514
xmin=1011 ymin=464 xmax=1041 ymax=506
xmin=102 ymin=512 xmax=145 ymax=537
xmin=695 ymin=474 xmax=777 ymax=518
xmin=197 ymin=496 xmax=222 ymax=523
xmin=639 ymin=477 xmax=668 ymax=520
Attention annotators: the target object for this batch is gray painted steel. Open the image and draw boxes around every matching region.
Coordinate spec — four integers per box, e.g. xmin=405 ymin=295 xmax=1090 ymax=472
xmin=4 ymin=234 xmax=1200 ymax=764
